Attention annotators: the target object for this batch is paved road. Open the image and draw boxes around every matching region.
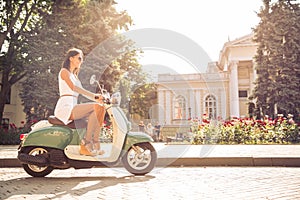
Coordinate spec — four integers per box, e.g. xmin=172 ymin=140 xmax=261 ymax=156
xmin=1 ymin=167 xmax=300 ymax=199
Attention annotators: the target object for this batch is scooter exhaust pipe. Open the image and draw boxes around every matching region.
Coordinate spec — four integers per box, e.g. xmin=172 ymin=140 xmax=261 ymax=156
xmin=18 ymin=153 xmax=48 ymax=166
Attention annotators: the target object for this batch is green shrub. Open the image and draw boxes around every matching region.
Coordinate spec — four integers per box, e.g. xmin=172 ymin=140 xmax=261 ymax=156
xmin=0 ymin=124 xmax=31 ymax=145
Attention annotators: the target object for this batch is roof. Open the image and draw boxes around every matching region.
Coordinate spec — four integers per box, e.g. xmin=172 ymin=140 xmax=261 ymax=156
xmin=218 ymin=32 xmax=257 ymax=70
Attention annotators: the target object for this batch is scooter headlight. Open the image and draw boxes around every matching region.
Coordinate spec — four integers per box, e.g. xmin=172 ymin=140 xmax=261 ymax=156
xmin=111 ymin=92 xmax=121 ymax=106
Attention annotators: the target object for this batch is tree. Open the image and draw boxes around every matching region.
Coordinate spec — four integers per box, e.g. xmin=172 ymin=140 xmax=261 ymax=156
xmin=20 ymin=0 xmax=142 ymax=122
xmin=252 ymin=0 xmax=300 ymax=121
xmin=0 ymin=0 xmax=53 ymax=124
xmin=130 ymin=83 xmax=158 ymax=119
xmin=20 ymin=0 xmax=88 ymax=122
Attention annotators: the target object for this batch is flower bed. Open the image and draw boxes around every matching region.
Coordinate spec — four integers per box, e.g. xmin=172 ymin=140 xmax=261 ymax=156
xmin=0 ymin=123 xmax=31 ymax=145
xmin=191 ymin=115 xmax=299 ymax=145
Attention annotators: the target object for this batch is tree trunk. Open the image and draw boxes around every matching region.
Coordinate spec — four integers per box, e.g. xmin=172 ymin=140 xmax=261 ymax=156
xmin=0 ymin=71 xmax=11 ymax=126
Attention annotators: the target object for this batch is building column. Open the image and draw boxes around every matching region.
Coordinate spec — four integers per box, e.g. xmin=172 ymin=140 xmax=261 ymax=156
xmin=187 ymin=89 xmax=195 ymax=118
xmin=229 ymin=61 xmax=240 ymax=118
xmin=249 ymin=61 xmax=256 ymax=93
xmin=165 ymin=91 xmax=171 ymax=124
xmin=157 ymin=89 xmax=164 ymax=124
xmin=194 ymin=89 xmax=200 ymax=118
xmin=220 ymin=89 xmax=227 ymax=120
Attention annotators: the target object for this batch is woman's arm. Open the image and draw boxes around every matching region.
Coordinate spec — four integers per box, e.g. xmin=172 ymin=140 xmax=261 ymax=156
xmin=60 ymin=68 xmax=102 ymax=102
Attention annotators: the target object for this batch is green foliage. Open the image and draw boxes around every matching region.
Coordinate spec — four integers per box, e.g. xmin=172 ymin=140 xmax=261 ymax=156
xmin=0 ymin=0 xmax=53 ymax=123
xmin=130 ymin=83 xmax=158 ymax=119
xmin=19 ymin=0 xmax=80 ymax=122
xmin=1 ymin=0 xmax=150 ymax=127
xmin=252 ymin=0 xmax=300 ymax=121
xmin=0 ymin=129 xmax=21 ymax=145
xmin=18 ymin=0 xmax=140 ymax=122
xmin=191 ymin=115 xmax=300 ymax=145
xmin=0 ymin=123 xmax=32 ymax=145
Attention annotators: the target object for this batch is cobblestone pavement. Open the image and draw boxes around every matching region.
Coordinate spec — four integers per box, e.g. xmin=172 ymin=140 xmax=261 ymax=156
xmin=1 ymin=167 xmax=300 ymax=200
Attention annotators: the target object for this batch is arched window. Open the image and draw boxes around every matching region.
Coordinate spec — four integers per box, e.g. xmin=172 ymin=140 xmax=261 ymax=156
xmin=205 ymin=95 xmax=217 ymax=119
xmin=174 ymin=95 xmax=186 ymax=119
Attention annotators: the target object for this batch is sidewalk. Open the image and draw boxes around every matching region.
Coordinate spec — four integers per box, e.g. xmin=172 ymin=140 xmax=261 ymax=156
xmin=1 ymin=143 xmax=300 ymax=167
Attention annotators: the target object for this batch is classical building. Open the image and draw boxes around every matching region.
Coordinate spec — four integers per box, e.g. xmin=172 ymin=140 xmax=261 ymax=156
xmin=156 ymin=33 xmax=257 ymax=138
xmin=1 ymin=82 xmax=26 ymax=128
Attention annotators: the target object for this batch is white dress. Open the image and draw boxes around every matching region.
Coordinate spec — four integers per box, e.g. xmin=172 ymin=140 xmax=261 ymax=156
xmin=54 ymin=70 xmax=82 ymax=125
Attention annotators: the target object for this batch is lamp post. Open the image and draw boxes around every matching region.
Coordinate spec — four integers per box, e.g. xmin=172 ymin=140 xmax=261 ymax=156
xmin=127 ymin=97 xmax=131 ymax=120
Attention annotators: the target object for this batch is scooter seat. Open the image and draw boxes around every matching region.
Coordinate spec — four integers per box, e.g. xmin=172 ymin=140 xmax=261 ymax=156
xmin=48 ymin=116 xmax=87 ymax=129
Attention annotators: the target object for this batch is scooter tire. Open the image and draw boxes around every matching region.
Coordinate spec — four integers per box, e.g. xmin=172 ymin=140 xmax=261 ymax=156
xmin=122 ymin=142 xmax=157 ymax=175
xmin=21 ymin=147 xmax=53 ymax=177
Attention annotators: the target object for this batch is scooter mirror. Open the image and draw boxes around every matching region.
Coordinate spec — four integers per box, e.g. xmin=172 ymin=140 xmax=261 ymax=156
xmin=90 ymin=74 xmax=97 ymax=85
xmin=90 ymin=75 xmax=104 ymax=96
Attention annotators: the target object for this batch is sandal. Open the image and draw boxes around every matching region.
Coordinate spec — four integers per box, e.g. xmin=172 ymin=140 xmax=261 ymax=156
xmin=93 ymin=139 xmax=105 ymax=155
xmin=80 ymin=138 xmax=96 ymax=156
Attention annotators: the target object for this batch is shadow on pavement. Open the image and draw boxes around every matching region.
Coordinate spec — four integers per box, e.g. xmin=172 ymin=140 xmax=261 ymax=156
xmin=0 ymin=175 xmax=155 ymax=199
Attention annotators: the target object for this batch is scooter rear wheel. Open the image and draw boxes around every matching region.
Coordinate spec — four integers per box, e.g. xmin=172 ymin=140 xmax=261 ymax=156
xmin=122 ymin=142 xmax=157 ymax=175
xmin=22 ymin=147 xmax=53 ymax=177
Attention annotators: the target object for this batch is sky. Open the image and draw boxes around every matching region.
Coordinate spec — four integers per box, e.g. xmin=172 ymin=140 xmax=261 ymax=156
xmin=115 ymin=0 xmax=263 ymax=74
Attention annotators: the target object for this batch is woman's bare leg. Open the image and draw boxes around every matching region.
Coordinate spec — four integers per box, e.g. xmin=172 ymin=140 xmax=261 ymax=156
xmin=93 ymin=104 xmax=105 ymax=153
xmin=70 ymin=103 xmax=104 ymax=155
xmin=70 ymin=103 xmax=97 ymax=142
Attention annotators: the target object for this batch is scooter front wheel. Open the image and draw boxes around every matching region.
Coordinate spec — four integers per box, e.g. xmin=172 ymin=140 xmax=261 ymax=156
xmin=122 ymin=142 xmax=157 ymax=175
xmin=21 ymin=147 xmax=53 ymax=177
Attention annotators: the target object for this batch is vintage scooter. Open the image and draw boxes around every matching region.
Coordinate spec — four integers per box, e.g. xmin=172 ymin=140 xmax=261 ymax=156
xmin=17 ymin=75 xmax=157 ymax=177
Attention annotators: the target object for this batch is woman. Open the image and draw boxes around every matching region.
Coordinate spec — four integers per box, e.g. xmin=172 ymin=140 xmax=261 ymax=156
xmin=54 ymin=48 xmax=105 ymax=156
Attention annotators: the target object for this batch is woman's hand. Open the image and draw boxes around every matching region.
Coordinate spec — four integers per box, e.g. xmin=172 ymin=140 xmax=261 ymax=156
xmin=94 ymin=94 xmax=104 ymax=103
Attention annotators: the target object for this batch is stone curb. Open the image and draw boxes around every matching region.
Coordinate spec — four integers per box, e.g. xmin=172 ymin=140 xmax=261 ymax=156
xmin=156 ymin=157 xmax=300 ymax=167
xmin=1 ymin=157 xmax=300 ymax=168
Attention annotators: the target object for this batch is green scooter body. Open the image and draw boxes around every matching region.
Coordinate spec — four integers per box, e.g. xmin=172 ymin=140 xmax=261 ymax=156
xmin=124 ymin=132 xmax=154 ymax=151
xmin=22 ymin=126 xmax=153 ymax=153
xmin=22 ymin=126 xmax=86 ymax=150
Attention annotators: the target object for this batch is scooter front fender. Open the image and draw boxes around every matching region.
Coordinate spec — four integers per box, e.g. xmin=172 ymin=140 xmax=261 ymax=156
xmin=123 ymin=132 xmax=154 ymax=151
xmin=22 ymin=126 xmax=73 ymax=150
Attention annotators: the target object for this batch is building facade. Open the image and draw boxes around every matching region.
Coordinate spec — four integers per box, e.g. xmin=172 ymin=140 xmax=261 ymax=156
xmin=1 ymin=82 xmax=26 ymax=128
xmin=156 ymin=33 xmax=257 ymax=129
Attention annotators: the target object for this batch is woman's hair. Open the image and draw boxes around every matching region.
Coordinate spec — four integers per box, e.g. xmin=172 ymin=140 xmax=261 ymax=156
xmin=62 ymin=48 xmax=83 ymax=70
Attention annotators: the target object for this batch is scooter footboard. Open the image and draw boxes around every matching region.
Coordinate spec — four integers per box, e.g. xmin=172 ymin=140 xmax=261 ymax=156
xmin=23 ymin=126 xmax=73 ymax=150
